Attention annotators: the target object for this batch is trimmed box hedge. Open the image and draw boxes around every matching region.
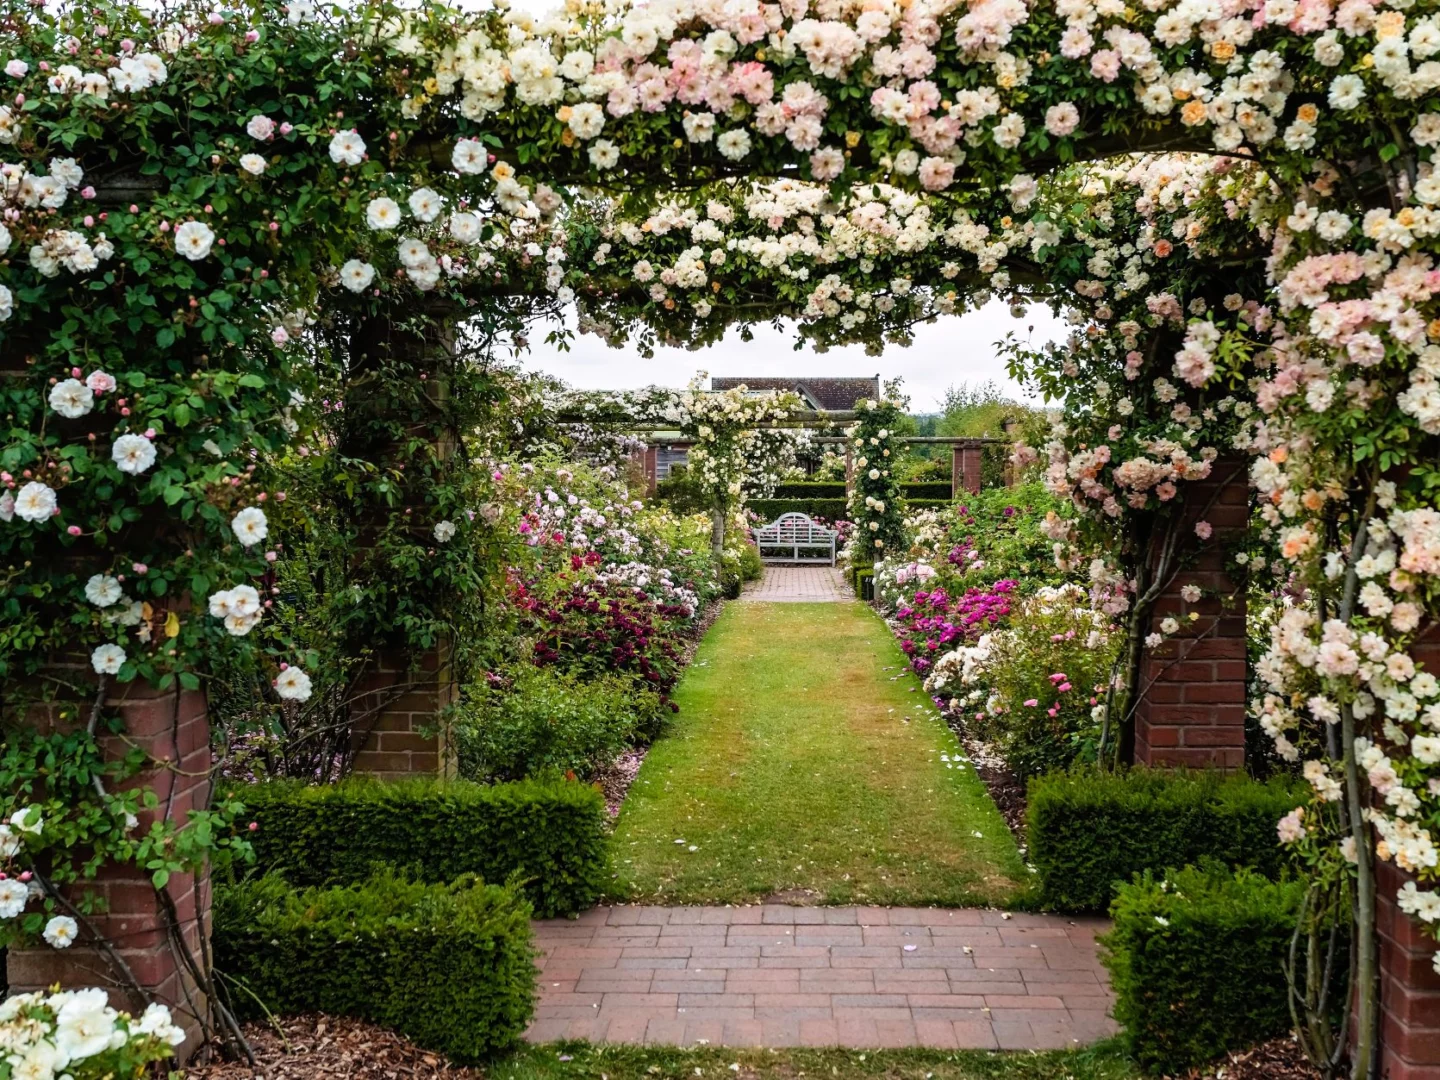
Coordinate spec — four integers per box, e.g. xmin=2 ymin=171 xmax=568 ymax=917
xmin=749 ymin=497 xmax=848 ymax=521
xmin=216 ymin=872 xmax=535 ymax=1061
xmin=767 ymin=481 xmax=954 ymax=500
xmin=1026 ymin=768 xmax=1303 ymax=911
xmin=770 ymin=482 xmax=847 ymax=498
xmin=234 ymin=776 xmax=607 ymax=917
xmin=1100 ymin=865 xmax=1304 ymax=1074
xmin=903 ymin=482 xmax=955 ymax=499
xmin=749 ymin=497 xmax=952 ymax=524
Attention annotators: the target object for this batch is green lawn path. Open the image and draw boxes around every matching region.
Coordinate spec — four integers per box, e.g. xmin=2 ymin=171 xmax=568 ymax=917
xmin=609 ymin=600 xmax=1029 ymax=907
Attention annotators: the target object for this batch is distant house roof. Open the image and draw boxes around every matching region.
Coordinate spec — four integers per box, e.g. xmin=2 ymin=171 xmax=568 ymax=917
xmin=710 ymin=375 xmax=880 ymax=412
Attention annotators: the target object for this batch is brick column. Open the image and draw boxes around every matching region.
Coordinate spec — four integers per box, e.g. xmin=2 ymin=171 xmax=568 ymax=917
xmin=342 ymin=305 xmax=462 ymax=781
xmin=1372 ymin=622 xmax=1440 ymax=1078
xmin=952 ymin=444 xmax=983 ymax=496
xmin=349 ymin=645 xmax=457 ymax=780
xmin=1131 ymin=457 xmax=1248 ymax=769
xmin=1375 ymin=859 xmax=1440 ymax=1079
xmin=7 ymin=676 xmax=211 ymax=1059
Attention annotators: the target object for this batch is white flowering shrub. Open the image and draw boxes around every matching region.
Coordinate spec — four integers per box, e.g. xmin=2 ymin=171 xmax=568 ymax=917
xmin=926 ymin=584 xmax=1120 ymax=778
xmin=0 ymin=988 xmax=185 ymax=1079
xmin=844 ymin=398 xmax=908 ymax=563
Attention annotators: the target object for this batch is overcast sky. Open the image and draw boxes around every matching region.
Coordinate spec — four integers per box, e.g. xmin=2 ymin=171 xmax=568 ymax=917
xmin=520 ymin=302 xmax=1071 ymax=413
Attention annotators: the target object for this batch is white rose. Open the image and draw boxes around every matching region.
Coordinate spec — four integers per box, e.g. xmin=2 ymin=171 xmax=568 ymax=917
xmin=14 ymin=481 xmax=57 ymax=522
xmin=173 ymin=220 xmax=215 ymax=260
xmin=274 ymin=665 xmax=313 ymax=702
xmin=231 ymin=506 xmax=268 ymax=546
xmin=112 ymin=433 xmax=157 ymax=474
xmin=48 ymin=378 xmax=94 ymax=418
xmin=328 ymin=129 xmax=366 ymax=165
xmin=366 ymin=197 xmax=401 ymax=230
xmin=90 ymin=643 xmax=126 ymax=674
xmin=340 ymin=259 xmax=376 ymax=293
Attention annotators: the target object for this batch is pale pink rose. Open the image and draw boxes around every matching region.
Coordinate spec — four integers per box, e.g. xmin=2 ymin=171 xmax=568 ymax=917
xmin=917 ymin=156 xmax=955 ymax=190
xmin=1090 ymin=50 xmax=1121 ymax=82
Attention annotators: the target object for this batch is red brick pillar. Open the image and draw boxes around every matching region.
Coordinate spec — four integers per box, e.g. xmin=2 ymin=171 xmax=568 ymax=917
xmin=7 ymin=677 xmax=211 ymax=1058
xmin=952 ymin=444 xmax=983 ymax=496
xmin=1375 ymin=859 xmax=1440 ymax=1079
xmin=350 ymin=646 xmax=457 ymax=780
xmin=1131 ymin=457 xmax=1248 ymax=769
xmin=343 ymin=305 xmax=461 ymax=781
xmin=1372 ymin=623 xmax=1440 ymax=1078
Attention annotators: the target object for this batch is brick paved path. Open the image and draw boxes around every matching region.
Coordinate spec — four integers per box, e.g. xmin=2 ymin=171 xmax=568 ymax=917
xmin=738 ymin=566 xmax=851 ymax=602
xmin=525 ymin=905 xmax=1117 ymax=1050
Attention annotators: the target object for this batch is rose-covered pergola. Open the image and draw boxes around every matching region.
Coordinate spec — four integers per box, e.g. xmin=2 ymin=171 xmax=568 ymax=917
xmin=1 ymin=0 xmax=1438 ymax=1075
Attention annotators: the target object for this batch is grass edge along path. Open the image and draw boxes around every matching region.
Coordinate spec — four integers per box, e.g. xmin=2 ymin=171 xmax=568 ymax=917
xmin=497 ymin=1041 xmax=1138 ymax=1080
xmin=608 ymin=600 xmax=1029 ymax=907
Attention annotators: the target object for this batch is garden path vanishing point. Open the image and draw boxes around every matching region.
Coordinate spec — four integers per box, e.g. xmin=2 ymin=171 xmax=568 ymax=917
xmin=610 ymin=597 xmax=1027 ymax=907
xmin=522 ymin=592 xmax=1120 ymax=1051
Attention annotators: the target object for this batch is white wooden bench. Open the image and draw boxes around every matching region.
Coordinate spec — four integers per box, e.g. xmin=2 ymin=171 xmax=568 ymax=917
xmin=753 ymin=512 xmax=837 ymax=566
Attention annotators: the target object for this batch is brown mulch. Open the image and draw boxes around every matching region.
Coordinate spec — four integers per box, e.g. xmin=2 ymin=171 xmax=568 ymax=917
xmin=182 ymin=1015 xmax=482 ymax=1079
xmin=1177 ymin=1035 xmax=1323 ymax=1080
xmin=593 ymin=746 xmax=647 ymax=819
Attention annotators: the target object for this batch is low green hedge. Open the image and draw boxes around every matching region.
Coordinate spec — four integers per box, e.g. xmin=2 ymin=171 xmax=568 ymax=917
xmin=235 ymin=777 xmax=607 ymax=917
xmin=768 ymin=481 xmax=953 ymax=500
xmin=770 ymin=482 xmax=846 ymax=498
xmin=1100 ymin=865 xmax=1304 ymax=1074
xmin=854 ymin=568 xmax=875 ymax=601
xmin=749 ymin=497 xmax=951 ymax=524
xmin=216 ymin=872 xmax=535 ymax=1061
xmin=902 ymin=482 xmax=954 ymax=499
xmin=749 ymin=497 xmax=848 ymax=521
xmin=1026 ymin=768 xmax=1303 ymax=911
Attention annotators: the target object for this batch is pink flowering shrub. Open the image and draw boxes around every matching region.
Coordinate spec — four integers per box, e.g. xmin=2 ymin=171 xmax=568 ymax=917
xmin=925 ymin=584 xmax=1120 ymax=779
xmin=892 ymin=580 xmax=1017 ymax=676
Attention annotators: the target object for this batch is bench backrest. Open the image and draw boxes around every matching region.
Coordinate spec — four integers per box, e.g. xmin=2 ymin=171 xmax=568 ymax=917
xmin=755 ymin=512 xmax=836 ymax=544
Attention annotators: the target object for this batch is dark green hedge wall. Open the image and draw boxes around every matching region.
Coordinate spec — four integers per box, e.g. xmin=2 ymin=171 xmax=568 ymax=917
xmin=234 ymin=776 xmax=607 ymax=918
xmin=767 ymin=481 xmax=954 ymax=500
xmin=748 ymin=497 xmax=952 ymax=524
xmin=216 ymin=873 xmax=535 ymax=1061
xmin=1100 ymin=865 xmax=1304 ymax=1074
xmin=1026 ymin=768 xmax=1303 ymax=912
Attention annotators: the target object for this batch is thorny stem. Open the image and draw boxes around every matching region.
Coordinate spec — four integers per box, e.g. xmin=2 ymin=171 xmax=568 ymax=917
xmin=33 ymin=869 xmax=148 ymax=1003
xmin=1341 ymin=477 xmax=1380 ymax=1080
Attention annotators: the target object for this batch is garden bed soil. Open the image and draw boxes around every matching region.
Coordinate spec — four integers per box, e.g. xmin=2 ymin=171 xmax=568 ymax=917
xmin=594 ymin=598 xmax=725 ymax=820
xmin=943 ymin=713 xmax=1029 ymax=848
xmin=184 ymin=1015 xmax=482 ymax=1079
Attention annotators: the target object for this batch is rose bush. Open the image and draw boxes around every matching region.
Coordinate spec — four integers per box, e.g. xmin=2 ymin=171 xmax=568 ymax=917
xmin=926 ymin=584 xmax=1121 ymax=779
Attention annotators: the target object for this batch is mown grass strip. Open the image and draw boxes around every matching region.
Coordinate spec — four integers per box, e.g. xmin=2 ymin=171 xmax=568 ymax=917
xmin=495 ymin=1041 xmax=1139 ymax=1080
xmin=608 ymin=601 xmax=1028 ymax=907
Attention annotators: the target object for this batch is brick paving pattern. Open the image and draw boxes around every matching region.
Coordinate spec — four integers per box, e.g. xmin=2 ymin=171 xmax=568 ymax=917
xmin=739 ymin=566 xmax=851 ymax=602
xmin=525 ymin=905 xmax=1118 ymax=1050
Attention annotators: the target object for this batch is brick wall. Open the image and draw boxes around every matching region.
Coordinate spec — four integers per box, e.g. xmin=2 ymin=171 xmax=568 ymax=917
xmin=1373 ymin=622 xmax=1440 ymax=1078
xmin=349 ymin=645 xmax=457 ymax=780
xmin=7 ymin=674 xmax=212 ymax=1059
xmin=1132 ymin=458 xmax=1248 ymax=769
xmin=951 ymin=445 xmax=983 ymax=496
xmin=1375 ymin=859 xmax=1440 ymax=1079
